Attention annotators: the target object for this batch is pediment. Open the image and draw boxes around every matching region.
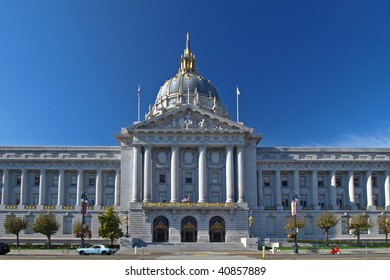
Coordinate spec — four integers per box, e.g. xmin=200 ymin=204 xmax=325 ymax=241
xmin=127 ymin=106 xmax=253 ymax=134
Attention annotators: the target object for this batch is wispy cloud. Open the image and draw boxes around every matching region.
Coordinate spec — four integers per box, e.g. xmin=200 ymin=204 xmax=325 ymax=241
xmin=305 ymin=127 xmax=390 ymax=148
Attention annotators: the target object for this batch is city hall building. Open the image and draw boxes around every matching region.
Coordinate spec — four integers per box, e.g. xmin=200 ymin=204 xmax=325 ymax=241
xmin=1 ymin=34 xmax=389 ymax=244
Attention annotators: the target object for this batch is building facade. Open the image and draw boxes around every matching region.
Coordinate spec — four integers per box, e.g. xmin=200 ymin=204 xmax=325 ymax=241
xmin=1 ymin=34 xmax=389 ymax=244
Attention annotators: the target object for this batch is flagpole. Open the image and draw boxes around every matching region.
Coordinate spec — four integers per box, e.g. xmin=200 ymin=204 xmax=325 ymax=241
xmin=236 ymin=86 xmax=240 ymax=122
xmin=138 ymin=84 xmax=140 ymax=122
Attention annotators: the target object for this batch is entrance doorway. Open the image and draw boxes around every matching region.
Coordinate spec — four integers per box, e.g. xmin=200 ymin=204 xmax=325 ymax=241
xmin=181 ymin=216 xmax=197 ymax=242
xmin=153 ymin=216 xmax=169 ymax=242
xmin=209 ymin=216 xmax=225 ymax=242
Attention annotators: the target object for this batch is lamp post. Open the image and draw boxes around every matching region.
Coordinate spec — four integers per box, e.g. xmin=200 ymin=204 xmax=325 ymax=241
xmin=124 ymin=210 xmax=129 ymax=238
xmin=291 ymin=192 xmax=299 ymax=254
xmin=80 ymin=192 xmax=88 ymax=248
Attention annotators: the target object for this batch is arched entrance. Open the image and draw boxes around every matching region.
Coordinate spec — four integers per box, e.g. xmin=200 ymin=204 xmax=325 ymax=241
xmin=181 ymin=216 xmax=197 ymax=242
xmin=153 ymin=216 xmax=169 ymax=242
xmin=209 ymin=216 xmax=225 ymax=242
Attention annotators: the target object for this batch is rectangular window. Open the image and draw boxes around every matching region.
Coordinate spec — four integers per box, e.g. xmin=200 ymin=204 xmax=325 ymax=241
xmin=159 ymin=173 xmax=166 ymax=184
xmin=32 ymin=193 xmax=39 ymax=205
xmin=71 ymin=175 xmax=77 ymax=186
xmin=281 ymin=195 xmax=289 ymax=208
xmin=318 ymin=194 xmax=325 ymax=207
xmin=354 ymin=194 xmax=361 ymax=208
xmin=107 ymin=175 xmax=115 ymax=187
xmin=89 ymin=176 xmax=95 ymax=186
xmin=34 ymin=176 xmax=40 ymax=186
xmin=337 ymin=194 xmax=343 ymax=208
xmin=17 ymin=175 xmax=21 ymax=186
xmin=88 ymin=194 xmax=95 ymax=206
xmin=51 ymin=194 xmax=58 ymax=206
xmin=15 ymin=193 xmax=20 ymax=205
xmin=185 ymin=172 xmax=192 ymax=184
xmin=373 ymin=194 xmax=378 ymax=206
xmin=105 ymin=194 xmax=114 ymax=206
xmin=211 ymin=172 xmax=219 ymax=184
xmin=281 ymin=176 xmax=288 ymax=187
xmin=318 ymin=176 xmax=324 ymax=187
xmin=336 ymin=176 xmax=341 ymax=187
xmin=69 ymin=194 xmax=76 ymax=206
xmin=263 ymin=176 xmax=270 ymax=187
xmin=264 ymin=194 xmax=272 ymax=207
xmin=354 ymin=177 xmax=359 ymax=187
xmin=299 ymin=176 xmax=306 ymax=187
xmin=300 ymin=194 xmax=307 ymax=207
xmin=53 ymin=175 xmax=59 ymax=186
xmin=372 ymin=176 xmax=377 ymax=187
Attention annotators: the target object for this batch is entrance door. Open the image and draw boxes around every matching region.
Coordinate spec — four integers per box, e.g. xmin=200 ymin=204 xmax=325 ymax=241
xmin=209 ymin=216 xmax=225 ymax=242
xmin=153 ymin=216 xmax=169 ymax=242
xmin=181 ymin=216 xmax=197 ymax=242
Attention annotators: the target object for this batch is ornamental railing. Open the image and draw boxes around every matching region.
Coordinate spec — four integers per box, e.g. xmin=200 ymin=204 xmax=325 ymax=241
xmin=142 ymin=202 xmax=236 ymax=209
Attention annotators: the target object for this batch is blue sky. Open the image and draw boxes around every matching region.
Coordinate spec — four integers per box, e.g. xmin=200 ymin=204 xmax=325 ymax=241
xmin=1 ymin=0 xmax=390 ymax=147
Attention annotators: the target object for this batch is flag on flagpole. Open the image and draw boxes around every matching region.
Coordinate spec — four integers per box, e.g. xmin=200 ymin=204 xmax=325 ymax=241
xmin=138 ymin=84 xmax=141 ymax=97
xmin=236 ymin=86 xmax=240 ymax=95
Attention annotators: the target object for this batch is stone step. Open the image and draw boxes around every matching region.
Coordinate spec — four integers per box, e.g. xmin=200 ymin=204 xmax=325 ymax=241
xmin=124 ymin=241 xmax=252 ymax=251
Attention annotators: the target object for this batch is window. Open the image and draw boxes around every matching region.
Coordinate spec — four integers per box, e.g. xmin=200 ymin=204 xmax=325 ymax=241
xmin=71 ymin=175 xmax=77 ymax=186
xmin=88 ymin=194 xmax=95 ymax=206
xmin=354 ymin=177 xmax=359 ymax=187
xmin=69 ymin=194 xmax=76 ymax=206
xmin=211 ymin=172 xmax=219 ymax=184
xmin=16 ymin=175 xmax=21 ymax=186
xmin=336 ymin=176 xmax=341 ymax=187
xmin=89 ymin=176 xmax=95 ymax=186
xmin=354 ymin=194 xmax=361 ymax=208
xmin=32 ymin=193 xmax=39 ymax=205
xmin=14 ymin=193 xmax=20 ymax=205
xmin=372 ymin=176 xmax=377 ymax=187
xmin=318 ymin=176 xmax=324 ymax=187
xmin=34 ymin=176 xmax=40 ymax=186
xmin=263 ymin=176 xmax=270 ymax=187
xmin=281 ymin=176 xmax=288 ymax=187
xmin=373 ymin=194 xmax=378 ymax=206
xmin=159 ymin=173 xmax=166 ymax=184
xmin=318 ymin=194 xmax=325 ymax=207
xmin=105 ymin=194 xmax=114 ymax=206
xmin=299 ymin=176 xmax=306 ymax=187
xmin=107 ymin=175 xmax=115 ymax=187
xmin=300 ymin=194 xmax=307 ymax=207
xmin=51 ymin=194 xmax=58 ymax=206
xmin=53 ymin=175 xmax=59 ymax=186
xmin=185 ymin=172 xmax=192 ymax=184
xmin=281 ymin=195 xmax=289 ymax=208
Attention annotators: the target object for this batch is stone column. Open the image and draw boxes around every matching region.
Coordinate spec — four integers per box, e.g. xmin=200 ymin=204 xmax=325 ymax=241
xmin=170 ymin=146 xmax=179 ymax=202
xmin=330 ymin=170 xmax=337 ymax=209
xmin=1 ymin=169 xmax=9 ymax=205
xmin=312 ymin=170 xmax=319 ymax=209
xmin=20 ymin=169 xmax=27 ymax=205
xmin=257 ymin=170 xmax=263 ymax=207
xmin=275 ymin=169 xmax=282 ymax=208
xmin=143 ymin=145 xmax=152 ymax=202
xmin=57 ymin=169 xmax=64 ymax=205
xmin=198 ymin=146 xmax=206 ymax=203
xmin=114 ymin=169 xmax=120 ymax=205
xmin=132 ymin=146 xmax=141 ymax=202
xmin=348 ymin=171 xmax=355 ymax=208
xmin=366 ymin=170 xmax=373 ymax=208
xmin=76 ymin=169 xmax=83 ymax=206
xmin=225 ymin=146 xmax=234 ymax=203
xmin=237 ymin=146 xmax=245 ymax=203
xmin=95 ymin=170 xmax=102 ymax=206
xmin=38 ymin=169 xmax=46 ymax=205
xmin=384 ymin=172 xmax=390 ymax=209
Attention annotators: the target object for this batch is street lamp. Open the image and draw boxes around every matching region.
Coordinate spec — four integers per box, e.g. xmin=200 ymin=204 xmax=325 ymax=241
xmin=80 ymin=192 xmax=88 ymax=248
xmin=291 ymin=192 xmax=299 ymax=254
xmin=124 ymin=210 xmax=129 ymax=238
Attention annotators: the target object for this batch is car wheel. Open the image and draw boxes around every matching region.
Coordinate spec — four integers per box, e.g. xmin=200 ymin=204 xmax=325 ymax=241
xmin=101 ymin=251 xmax=107 ymax=255
xmin=79 ymin=251 xmax=85 ymax=255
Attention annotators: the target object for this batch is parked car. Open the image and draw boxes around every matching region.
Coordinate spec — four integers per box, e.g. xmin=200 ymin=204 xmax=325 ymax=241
xmin=0 ymin=242 xmax=10 ymax=255
xmin=76 ymin=244 xmax=116 ymax=255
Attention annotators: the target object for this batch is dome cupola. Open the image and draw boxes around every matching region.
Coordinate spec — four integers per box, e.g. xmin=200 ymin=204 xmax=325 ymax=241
xmin=146 ymin=33 xmax=229 ymax=119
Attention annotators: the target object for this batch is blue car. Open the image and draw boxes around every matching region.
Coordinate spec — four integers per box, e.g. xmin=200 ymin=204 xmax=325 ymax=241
xmin=76 ymin=245 xmax=117 ymax=255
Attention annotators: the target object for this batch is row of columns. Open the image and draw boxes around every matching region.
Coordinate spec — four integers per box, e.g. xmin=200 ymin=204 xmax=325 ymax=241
xmin=131 ymin=145 xmax=246 ymax=203
xmin=259 ymin=169 xmax=390 ymax=208
xmin=0 ymin=169 xmax=120 ymax=206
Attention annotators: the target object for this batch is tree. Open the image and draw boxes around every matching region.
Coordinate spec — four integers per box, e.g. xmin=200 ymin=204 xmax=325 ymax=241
xmin=316 ymin=212 xmax=339 ymax=243
xmin=32 ymin=211 xmax=60 ymax=249
xmin=72 ymin=220 xmax=92 ymax=239
xmin=4 ymin=216 xmax=28 ymax=248
xmin=98 ymin=206 xmax=124 ymax=246
xmin=378 ymin=214 xmax=390 ymax=245
xmin=284 ymin=216 xmax=305 ymax=239
xmin=348 ymin=213 xmax=371 ymax=245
